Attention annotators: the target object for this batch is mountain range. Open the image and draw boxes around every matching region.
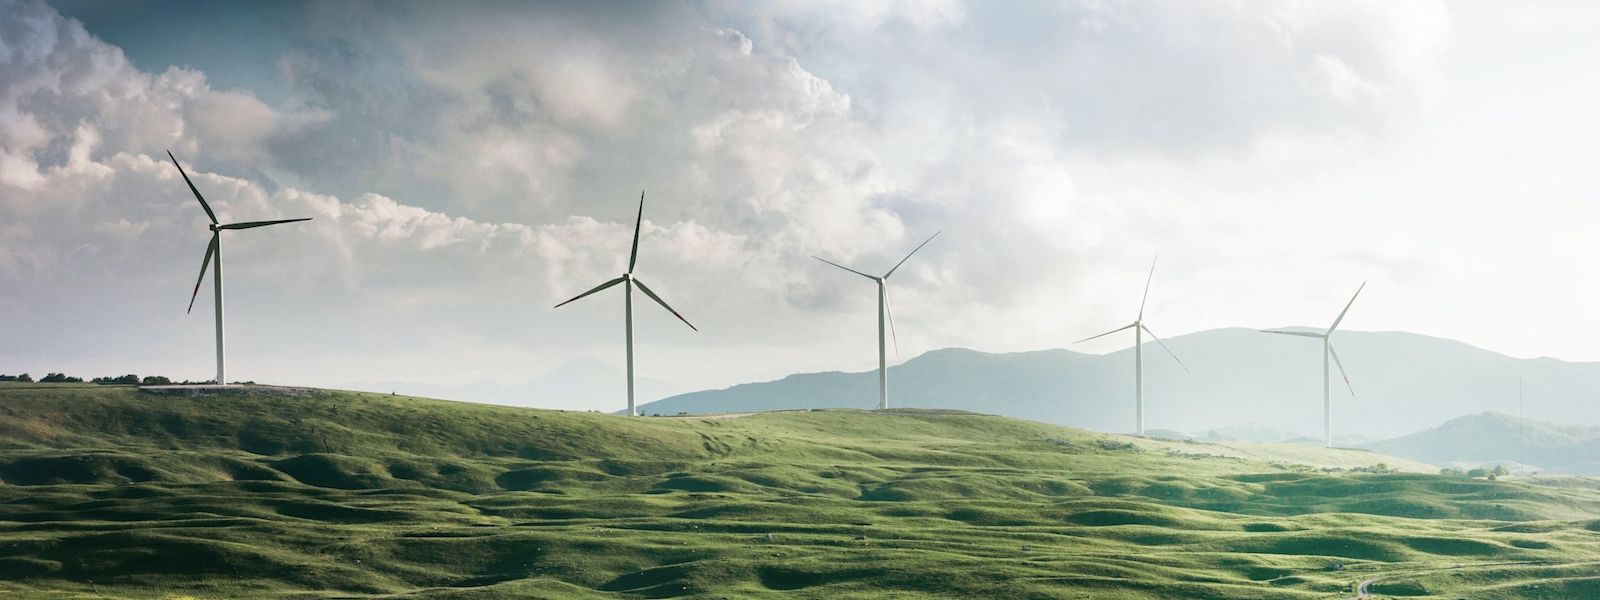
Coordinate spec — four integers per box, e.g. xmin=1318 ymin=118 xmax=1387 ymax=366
xmin=638 ymin=328 xmax=1600 ymax=440
xmin=1364 ymin=412 xmax=1600 ymax=474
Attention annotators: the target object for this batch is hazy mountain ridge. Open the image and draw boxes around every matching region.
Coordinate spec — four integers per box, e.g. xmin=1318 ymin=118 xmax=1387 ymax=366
xmin=1364 ymin=412 xmax=1600 ymax=474
xmin=640 ymin=328 xmax=1600 ymax=439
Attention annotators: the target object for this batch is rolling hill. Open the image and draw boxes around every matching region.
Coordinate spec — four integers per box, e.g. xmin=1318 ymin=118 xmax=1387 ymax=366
xmin=638 ymin=328 xmax=1600 ymax=440
xmin=3 ymin=382 xmax=1600 ymax=597
xmin=1365 ymin=412 xmax=1600 ymax=474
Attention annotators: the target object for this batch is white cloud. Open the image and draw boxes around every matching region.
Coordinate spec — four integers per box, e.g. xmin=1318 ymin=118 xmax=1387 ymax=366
xmin=186 ymin=89 xmax=329 ymax=163
xmin=0 ymin=0 xmax=327 ymax=192
xmin=26 ymin=0 xmax=1600 ymax=410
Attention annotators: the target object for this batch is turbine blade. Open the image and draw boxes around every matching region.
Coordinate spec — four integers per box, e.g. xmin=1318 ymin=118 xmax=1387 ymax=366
xmin=168 ymin=150 xmax=217 ymax=224
xmin=883 ymin=231 xmax=941 ymax=279
xmin=884 ymin=285 xmax=900 ymax=357
xmin=1329 ymin=343 xmax=1355 ymax=396
xmin=1138 ymin=256 xmax=1158 ymax=320
xmin=552 ymin=276 xmax=626 ymax=309
xmin=812 ymin=256 xmax=877 ymax=281
xmin=1075 ymin=322 xmax=1136 ymax=344
xmin=187 ymin=234 xmax=218 ymax=314
xmin=1260 ymin=329 xmax=1326 ymax=338
xmin=628 ymin=190 xmax=644 ymax=273
xmin=217 ymin=218 xmax=313 ymax=230
xmin=1327 ymin=281 xmax=1366 ymax=334
xmin=633 ymin=278 xmax=697 ymax=331
xmin=1141 ymin=324 xmax=1190 ymax=373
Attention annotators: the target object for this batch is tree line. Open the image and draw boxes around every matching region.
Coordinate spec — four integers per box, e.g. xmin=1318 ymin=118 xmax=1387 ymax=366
xmin=1439 ymin=465 xmax=1512 ymax=479
xmin=0 ymin=373 xmax=185 ymax=385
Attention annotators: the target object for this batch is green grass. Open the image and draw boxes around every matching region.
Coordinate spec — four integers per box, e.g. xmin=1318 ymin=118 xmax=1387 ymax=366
xmin=2 ymin=382 xmax=1599 ymax=598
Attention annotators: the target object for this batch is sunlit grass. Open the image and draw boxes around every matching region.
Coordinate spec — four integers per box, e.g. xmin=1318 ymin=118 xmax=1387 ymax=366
xmin=0 ymin=382 xmax=1596 ymax=598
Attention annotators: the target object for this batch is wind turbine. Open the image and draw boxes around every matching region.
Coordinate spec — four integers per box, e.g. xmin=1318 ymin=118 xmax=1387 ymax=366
xmin=1261 ymin=282 xmax=1365 ymax=448
xmin=169 ymin=151 xmax=312 ymax=386
xmin=553 ymin=191 xmax=697 ymax=416
xmin=1075 ymin=257 xmax=1189 ymax=437
xmin=813 ymin=232 xmax=940 ymax=410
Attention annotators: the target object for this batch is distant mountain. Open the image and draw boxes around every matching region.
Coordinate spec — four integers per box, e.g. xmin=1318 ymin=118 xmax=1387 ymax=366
xmin=638 ymin=328 xmax=1600 ymax=439
xmin=1364 ymin=412 xmax=1600 ymax=474
xmin=344 ymin=357 xmax=687 ymax=410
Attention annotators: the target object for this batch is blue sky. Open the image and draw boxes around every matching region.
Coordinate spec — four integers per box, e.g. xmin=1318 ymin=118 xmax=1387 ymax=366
xmin=50 ymin=0 xmax=304 ymax=101
xmin=5 ymin=0 xmax=1600 ymax=412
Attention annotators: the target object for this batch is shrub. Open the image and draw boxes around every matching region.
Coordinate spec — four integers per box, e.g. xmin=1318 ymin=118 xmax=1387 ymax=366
xmin=1097 ymin=439 xmax=1142 ymax=452
xmin=141 ymin=375 xmax=172 ymax=385
xmin=1439 ymin=467 xmax=1466 ymax=476
xmin=92 ymin=374 xmax=141 ymax=385
xmin=1467 ymin=467 xmax=1491 ymax=478
xmin=39 ymin=373 xmax=83 ymax=383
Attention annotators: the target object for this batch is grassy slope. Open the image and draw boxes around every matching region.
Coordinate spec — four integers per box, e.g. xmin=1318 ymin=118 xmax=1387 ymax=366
xmin=1 ymin=383 xmax=1599 ymax=599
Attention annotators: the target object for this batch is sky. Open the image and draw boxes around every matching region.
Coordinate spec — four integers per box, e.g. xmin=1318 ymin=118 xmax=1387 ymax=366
xmin=3 ymin=0 xmax=1600 ymax=407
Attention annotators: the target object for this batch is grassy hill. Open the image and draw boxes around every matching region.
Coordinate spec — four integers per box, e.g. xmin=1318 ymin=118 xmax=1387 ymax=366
xmin=1365 ymin=412 xmax=1600 ymax=474
xmin=3 ymin=383 xmax=1600 ymax=598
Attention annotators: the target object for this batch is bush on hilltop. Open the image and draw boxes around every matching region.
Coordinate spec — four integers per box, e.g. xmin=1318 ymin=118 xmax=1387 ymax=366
xmin=92 ymin=374 xmax=141 ymax=385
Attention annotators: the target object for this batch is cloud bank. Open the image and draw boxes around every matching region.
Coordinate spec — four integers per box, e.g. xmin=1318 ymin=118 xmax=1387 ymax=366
xmin=27 ymin=0 xmax=1590 ymax=415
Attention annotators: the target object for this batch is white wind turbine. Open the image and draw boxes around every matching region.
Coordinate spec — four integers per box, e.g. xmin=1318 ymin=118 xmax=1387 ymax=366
xmin=553 ymin=191 xmax=697 ymax=416
xmin=1261 ymin=282 xmax=1365 ymax=448
xmin=813 ymin=232 xmax=940 ymax=410
xmin=169 ymin=151 xmax=313 ymax=386
xmin=1076 ymin=257 xmax=1189 ymax=437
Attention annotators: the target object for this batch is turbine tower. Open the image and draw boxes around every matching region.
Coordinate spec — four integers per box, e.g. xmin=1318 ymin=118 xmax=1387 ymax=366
xmin=1261 ymin=282 xmax=1365 ymax=448
xmin=813 ymin=232 xmax=940 ymax=410
xmin=169 ymin=151 xmax=312 ymax=386
xmin=1075 ymin=257 xmax=1188 ymax=437
xmin=553 ymin=191 xmax=697 ymax=416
